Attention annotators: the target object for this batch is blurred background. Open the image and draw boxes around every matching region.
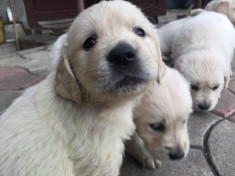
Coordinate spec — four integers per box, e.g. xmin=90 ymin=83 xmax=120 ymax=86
xmin=0 ymin=0 xmax=211 ymax=54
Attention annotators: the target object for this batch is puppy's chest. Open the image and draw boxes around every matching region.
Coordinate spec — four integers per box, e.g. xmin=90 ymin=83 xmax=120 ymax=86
xmin=69 ymin=108 xmax=135 ymax=176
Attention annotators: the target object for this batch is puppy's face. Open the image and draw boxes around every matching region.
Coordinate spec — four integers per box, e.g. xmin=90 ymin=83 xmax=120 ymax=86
xmin=175 ymin=54 xmax=226 ymax=111
xmin=63 ymin=0 xmax=164 ymax=101
xmin=134 ymin=69 xmax=192 ymax=161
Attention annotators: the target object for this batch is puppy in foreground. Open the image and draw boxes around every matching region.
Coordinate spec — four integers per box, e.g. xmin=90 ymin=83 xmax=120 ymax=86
xmin=126 ymin=67 xmax=192 ymax=169
xmin=172 ymin=11 xmax=235 ymax=111
xmin=0 ymin=1 xmax=165 ymax=176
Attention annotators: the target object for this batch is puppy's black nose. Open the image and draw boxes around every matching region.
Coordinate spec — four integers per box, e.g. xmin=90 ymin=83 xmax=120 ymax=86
xmin=107 ymin=43 xmax=137 ymax=66
xmin=169 ymin=148 xmax=185 ymax=160
xmin=198 ymin=103 xmax=211 ymax=110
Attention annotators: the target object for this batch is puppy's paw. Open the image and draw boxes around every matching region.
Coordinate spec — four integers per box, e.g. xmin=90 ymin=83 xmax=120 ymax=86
xmin=139 ymin=152 xmax=162 ymax=169
xmin=125 ymin=132 xmax=162 ymax=169
xmin=154 ymin=158 xmax=162 ymax=168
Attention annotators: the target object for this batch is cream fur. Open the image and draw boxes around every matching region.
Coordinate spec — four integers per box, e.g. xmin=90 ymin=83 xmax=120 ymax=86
xmin=0 ymin=1 xmax=165 ymax=176
xmin=157 ymin=18 xmax=188 ymax=55
xmin=48 ymin=33 xmax=67 ymax=72
xmin=172 ymin=11 xmax=235 ymax=111
xmin=205 ymin=0 xmax=235 ymax=24
xmin=158 ymin=0 xmax=235 ymax=56
xmin=126 ymin=67 xmax=192 ymax=169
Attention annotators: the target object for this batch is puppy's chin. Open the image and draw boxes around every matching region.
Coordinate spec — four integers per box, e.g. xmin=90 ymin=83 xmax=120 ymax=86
xmin=91 ymin=70 xmax=155 ymax=97
xmin=81 ymin=76 xmax=152 ymax=103
xmin=111 ymin=75 xmax=150 ymax=94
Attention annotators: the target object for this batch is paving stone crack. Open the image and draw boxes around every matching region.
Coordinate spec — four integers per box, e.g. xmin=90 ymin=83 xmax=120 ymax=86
xmin=17 ymin=53 xmax=29 ymax=60
xmin=190 ymin=144 xmax=204 ymax=150
xmin=203 ymin=119 xmax=224 ymax=176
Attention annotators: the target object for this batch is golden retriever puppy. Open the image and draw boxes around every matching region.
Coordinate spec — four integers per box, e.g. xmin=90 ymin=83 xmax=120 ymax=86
xmin=205 ymin=0 xmax=235 ymax=24
xmin=126 ymin=67 xmax=192 ymax=169
xmin=157 ymin=11 xmax=203 ymax=56
xmin=158 ymin=18 xmax=188 ymax=55
xmin=0 ymin=1 xmax=165 ymax=176
xmin=172 ymin=11 xmax=235 ymax=111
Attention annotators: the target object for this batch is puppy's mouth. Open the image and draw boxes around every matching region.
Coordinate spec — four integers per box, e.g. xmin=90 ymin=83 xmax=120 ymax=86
xmin=115 ymin=75 xmax=145 ymax=88
xmin=194 ymin=101 xmax=214 ymax=111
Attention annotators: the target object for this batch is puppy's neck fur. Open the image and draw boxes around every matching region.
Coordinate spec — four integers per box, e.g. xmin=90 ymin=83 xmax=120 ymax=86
xmin=36 ymin=72 xmax=136 ymax=175
xmin=79 ymin=86 xmax=141 ymax=110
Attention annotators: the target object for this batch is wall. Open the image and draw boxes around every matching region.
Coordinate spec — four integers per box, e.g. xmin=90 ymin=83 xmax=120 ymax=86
xmin=0 ymin=0 xmax=29 ymax=30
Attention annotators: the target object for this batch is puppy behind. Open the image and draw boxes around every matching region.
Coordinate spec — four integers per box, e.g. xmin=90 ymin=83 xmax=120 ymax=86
xmin=205 ymin=0 xmax=235 ymax=24
xmin=157 ymin=12 xmax=201 ymax=56
xmin=172 ymin=11 xmax=235 ymax=111
xmin=0 ymin=1 xmax=165 ymax=176
xmin=157 ymin=18 xmax=188 ymax=55
xmin=126 ymin=67 xmax=192 ymax=169
xmin=48 ymin=33 xmax=67 ymax=72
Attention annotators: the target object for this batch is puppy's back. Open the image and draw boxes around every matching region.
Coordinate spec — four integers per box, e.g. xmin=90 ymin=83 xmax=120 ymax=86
xmin=172 ymin=11 xmax=235 ymax=59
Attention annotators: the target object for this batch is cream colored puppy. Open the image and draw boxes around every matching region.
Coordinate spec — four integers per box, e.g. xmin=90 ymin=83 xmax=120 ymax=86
xmin=205 ymin=0 xmax=235 ymax=24
xmin=172 ymin=11 xmax=235 ymax=111
xmin=157 ymin=11 xmax=202 ymax=56
xmin=158 ymin=18 xmax=188 ymax=55
xmin=0 ymin=1 xmax=165 ymax=176
xmin=126 ymin=67 xmax=192 ymax=169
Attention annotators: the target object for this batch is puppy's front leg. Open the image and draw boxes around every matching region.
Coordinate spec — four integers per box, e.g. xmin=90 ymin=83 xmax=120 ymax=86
xmin=125 ymin=132 xmax=161 ymax=169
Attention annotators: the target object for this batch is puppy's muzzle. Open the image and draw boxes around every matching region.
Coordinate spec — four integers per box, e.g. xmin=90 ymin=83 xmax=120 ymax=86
xmin=168 ymin=147 xmax=185 ymax=160
xmin=107 ymin=43 xmax=138 ymax=66
xmin=198 ymin=102 xmax=211 ymax=110
xmin=107 ymin=43 xmax=149 ymax=90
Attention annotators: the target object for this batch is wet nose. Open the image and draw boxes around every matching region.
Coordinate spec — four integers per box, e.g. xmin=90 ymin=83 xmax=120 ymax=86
xmin=107 ymin=43 xmax=138 ymax=66
xmin=169 ymin=147 xmax=185 ymax=160
xmin=198 ymin=102 xmax=211 ymax=110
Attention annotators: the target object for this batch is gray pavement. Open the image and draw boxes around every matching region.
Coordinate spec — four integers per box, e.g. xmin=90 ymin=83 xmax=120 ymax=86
xmin=0 ymin=90 xmax=22 ymax=115
xmin=209 ymin=121 xmax=235 ymax=176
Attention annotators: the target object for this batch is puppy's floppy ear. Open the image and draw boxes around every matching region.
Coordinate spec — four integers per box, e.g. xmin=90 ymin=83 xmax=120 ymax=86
xmin=156 ymin=46 xmax=166 ymax=84
xmin=54 ymin=48 xmax=81 ymax=104
xmin=216 ymin=1 xmax=230 ymax=17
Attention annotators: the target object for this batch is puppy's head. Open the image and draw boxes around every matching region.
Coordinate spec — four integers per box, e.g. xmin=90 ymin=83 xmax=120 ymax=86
xmin=55 ymin=0 xmax=165 ymax=103
xmin=216 ymin=0 xmax=235 ymax=23
xmin=175 ymin=51 xmax=230 ymax=111
xmin=134 ymin=67 xmax=192 ymax=161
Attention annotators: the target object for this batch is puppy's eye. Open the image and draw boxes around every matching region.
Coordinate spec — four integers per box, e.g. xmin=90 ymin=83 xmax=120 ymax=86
xmin=149 ymin=123 xmax=165 ymax=132
xmin=182 ymin=119 xmax=186 ymax=124
xmin=133 ymin=27 xmax=146 ymax=37
xmin=212 ymin=85 xmax=219 ymax=90
xmin=191 ymin=84 xmax=199 ymax=91
xmin=83 ymin=37 xmax=97 ymax=51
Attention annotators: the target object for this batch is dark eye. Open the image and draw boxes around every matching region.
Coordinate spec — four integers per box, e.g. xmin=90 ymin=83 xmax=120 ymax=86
xmin=134 ymin=27 xmax=146 ymax=37
xmin=182 ymin=119 xmax=186 ymax=124
xmin=191 ymin=84 xmax=199 ymax=91
xmin=83 ymin=37 xmax=97 ymax=51
xmin=212 ymin=85 xmax=219 ymax=90
xmin=149 ymin=123 xmax=165 ymax=132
